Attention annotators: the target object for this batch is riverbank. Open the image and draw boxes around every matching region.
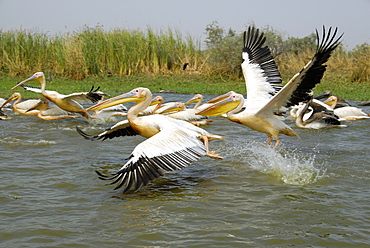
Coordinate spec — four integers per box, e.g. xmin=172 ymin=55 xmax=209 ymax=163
xmin=0 ymin=74 xmax=369 ymax=101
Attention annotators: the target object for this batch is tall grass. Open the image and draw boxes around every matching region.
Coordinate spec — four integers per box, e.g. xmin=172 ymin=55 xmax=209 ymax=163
xmin=0 ymin=26 xmax=203 ymax=80
xmin=0 ymin=26 xmax=369 ymax=100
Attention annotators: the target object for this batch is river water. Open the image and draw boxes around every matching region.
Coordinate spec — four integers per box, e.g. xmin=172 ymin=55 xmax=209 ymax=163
xmin=1 ymin=93 xmax=369 ymax=247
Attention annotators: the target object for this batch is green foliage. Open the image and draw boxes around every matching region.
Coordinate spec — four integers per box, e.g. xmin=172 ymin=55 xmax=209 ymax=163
xmin=0 ymin=23 xmax=369 ymax=100
xmin=0 ymin=26 xmax=202 ymax=79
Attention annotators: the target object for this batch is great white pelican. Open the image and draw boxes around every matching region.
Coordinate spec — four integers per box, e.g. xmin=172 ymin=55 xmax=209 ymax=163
xmin=78 ymin=87 xmax=224 ymax=193
xmin=11 ymin=72 xmax=107 ymax=119
xmin=197 ymin=26 xmax=343 ymax=148
xmin=294 ymin=99 xmax=344 ymax=129
xmin=26 ymin=99 xmax=79 ymax=120
xmin=0 ymin=92 xmax=46 ymax=115
xmin=323 ymin=95 xmax=370 ymax=120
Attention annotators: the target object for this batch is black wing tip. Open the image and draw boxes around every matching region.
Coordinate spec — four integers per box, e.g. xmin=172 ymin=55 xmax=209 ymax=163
xmin=76 ymin=126 xmax=101 ymax=141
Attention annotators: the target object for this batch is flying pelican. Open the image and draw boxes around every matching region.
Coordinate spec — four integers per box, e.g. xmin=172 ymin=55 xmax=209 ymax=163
xmin=323 ymin=95 xmax=369 ymax=120
xmin=197 ymin=26 xmax=343 ymax=148
xmin=26 ymin=99 xmax=79 ymax=120
xmin=10 ymin=72 xmax=107 ymax=119
xmin=0 ymin=92 xmax=46 ymax=115
xmin=78 ymin=87 xmax=224 ymax=193
xmin=295 ymin=99 xmax=344 ymax=129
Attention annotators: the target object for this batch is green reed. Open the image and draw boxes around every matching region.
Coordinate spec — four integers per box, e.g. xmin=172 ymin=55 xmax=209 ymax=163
xmin=0 ymin=26 xmax=203 ymax=80
xmin=0 ymin=27 xmax=369 ymax=100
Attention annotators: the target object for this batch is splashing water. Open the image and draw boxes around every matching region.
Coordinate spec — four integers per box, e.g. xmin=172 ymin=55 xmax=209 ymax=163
xmin=218 ymin=140 xmax=324 ymax=185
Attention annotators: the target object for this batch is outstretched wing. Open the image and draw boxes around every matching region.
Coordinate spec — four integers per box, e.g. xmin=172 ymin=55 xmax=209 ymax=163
xmin=64 ymin=86 xmax=107 ymax=104
xmin=258 ymin=26 xmax=343 ymax=115
xmin=76 ymin=120 xmax=138 ymax=141
xmin=242 ymin=26 xmax=282 ymax=110
xmin=96 ymin=128 xmax=207 ymax=193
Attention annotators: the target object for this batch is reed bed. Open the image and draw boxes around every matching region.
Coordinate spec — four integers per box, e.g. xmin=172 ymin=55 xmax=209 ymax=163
xmin=0 ymin=26 xmax=204 ymax=80
xmin=0 ymin=26 xmax=369 ymax=100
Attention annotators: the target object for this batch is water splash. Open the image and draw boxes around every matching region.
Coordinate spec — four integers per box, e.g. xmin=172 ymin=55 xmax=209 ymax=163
xmin=218 ymin=140 xmax=324 ymax=185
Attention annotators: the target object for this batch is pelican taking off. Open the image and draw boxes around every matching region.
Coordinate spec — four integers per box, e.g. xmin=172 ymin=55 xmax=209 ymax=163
xmin=197 ymin=26 xmax=343 ymax=148
xmin=11 ymin=72 xmax=107 ymax=119
xmin=78 ymin=87 xmax=224 ymax=193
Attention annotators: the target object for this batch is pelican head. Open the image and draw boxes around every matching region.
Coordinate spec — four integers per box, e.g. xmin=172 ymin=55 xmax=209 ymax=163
xmin=184 ymin=94 xmax=202 ymax=106
xmin=150 ymin=96 xmax=163 ymax=106
xmin=1 ymin=92 xmax=20 ymax=108
xmin=11 ymin=72 xmax=44 ymax=90
xmin=323 ymin=95 xmax=337 ymax=106
xmin=86 ymin=87 xmax=151 ymax=111
xmin=158 ymin=102 xmax=185 ymax=114
xmin=196 ymin=92 xmax=244 ymax=116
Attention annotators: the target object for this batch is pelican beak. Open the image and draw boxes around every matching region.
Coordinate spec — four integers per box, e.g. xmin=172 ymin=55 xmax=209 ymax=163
xmin=86 ymin=91 xmax=144 ymax=111
xmin=205 ymin=91 xmax=235 ymax=104
xmin=150 ymin=96 xmax=163 ymax=106
xmin=11 ymin=75 xmax=39 ymax=90
xmin=323 ymin=97 xmax=335 ymax=105
xmin=159 ymin=103 xmax=184 ymax=114
xmin=196 ymin=95 xmax=242 ymax=116
xmin=184 ymin=95 xmax=201 ymax=106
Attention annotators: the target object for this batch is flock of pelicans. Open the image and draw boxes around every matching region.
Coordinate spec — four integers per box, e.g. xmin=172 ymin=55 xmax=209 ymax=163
xmin=1 ymin=26 xmax=369 ymax=193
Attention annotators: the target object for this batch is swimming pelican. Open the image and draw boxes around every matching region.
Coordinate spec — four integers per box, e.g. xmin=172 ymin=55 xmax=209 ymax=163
xmin=323 ymin=95 xmax=369 ymax=120
xmin=157 ymin=102 xmax=213 ymax=126
xmin=197 ymin=26 xmax=343 ymax=148
xmin=78 ymin=87 xmax=224 ymax=193
xmin=0 ymin=92 xmax=45 ymax=115
xmin=10 ymin=72 xmax=107 ymax=119
xmin=295 ymin=99 xmax=343 ymax=129
xmin=290 ymin=98 xmax=335 ymax=120
xmin=26 ymin=99 xmax=79 ymax=120
xmin=93 ymin=104 xmax=128 ymax=117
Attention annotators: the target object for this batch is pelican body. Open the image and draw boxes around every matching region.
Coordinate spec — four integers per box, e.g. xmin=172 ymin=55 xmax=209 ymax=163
xmin=79 ymin=87 xmax=224 ymax=193
xmin=197 ymin=26 xmax=343 ymax=148
xmin=294 ymin=99 xmax=343 ymax=129
xmin=324 ymin=96 xmax=369 ymax=121
xmin=11 ymin=72 xmax=107 ymax=119
xmin=1 ymin=92 xmax=45 ymax=115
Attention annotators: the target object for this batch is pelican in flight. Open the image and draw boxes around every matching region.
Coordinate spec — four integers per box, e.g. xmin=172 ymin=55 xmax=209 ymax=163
xmin=0 ymin=92 xmax=46 ymax=115
xmin=11 ymin=72 xmax=107 ymax=119
xmin=323 ymin=95 xmax=369 ymax=120
xmin=197 ymin=26 xmax=343 ymax=148
xmin=78 ymin=87 xmax=224 ymax=193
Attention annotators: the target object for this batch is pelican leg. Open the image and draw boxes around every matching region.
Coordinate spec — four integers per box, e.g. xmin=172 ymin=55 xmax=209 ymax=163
xmin=81 ymin=110 xmax=99 ymax=119
xmin=273 ymin=139 xmax=280 ymax=149
xmin=201 ymin=135 xmax=223 ymax=159
xmin=266 ymin=136 xmax=273 ymax=145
